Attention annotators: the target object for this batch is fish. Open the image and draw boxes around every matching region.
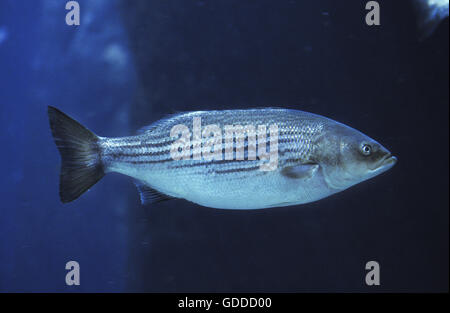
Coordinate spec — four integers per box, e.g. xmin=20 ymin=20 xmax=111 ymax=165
xmin=413 ymin=0 xmax=449 ymax=40
xmin=47 ymin=106 xmax=397 ymax=210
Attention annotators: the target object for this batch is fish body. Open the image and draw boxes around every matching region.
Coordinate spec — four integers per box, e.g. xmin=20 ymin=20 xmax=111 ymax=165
xmin=48 ymin=107 xmax=397 ymax=210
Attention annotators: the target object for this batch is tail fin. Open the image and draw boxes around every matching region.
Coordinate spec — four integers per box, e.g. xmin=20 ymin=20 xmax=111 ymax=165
xmin=47 ymin=106 xmax=105 ymax=203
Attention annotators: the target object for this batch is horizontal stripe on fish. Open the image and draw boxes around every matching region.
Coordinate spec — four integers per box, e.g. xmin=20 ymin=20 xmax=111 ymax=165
xmin=107 ymin=147 xmax=301 ymax=166
xmin=102 ymin=135 xmax=313 ymax=158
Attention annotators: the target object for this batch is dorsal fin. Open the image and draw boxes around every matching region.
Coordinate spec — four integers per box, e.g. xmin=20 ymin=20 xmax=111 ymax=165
xmin=134 ymin=181 xmax=175 ymax=205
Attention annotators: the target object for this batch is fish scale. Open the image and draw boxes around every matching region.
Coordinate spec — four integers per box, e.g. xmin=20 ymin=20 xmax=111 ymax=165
xmin=101 ymin=109 xmax=322 ymax=167
xmin=96 ymin=108 xmax=328 ymax=209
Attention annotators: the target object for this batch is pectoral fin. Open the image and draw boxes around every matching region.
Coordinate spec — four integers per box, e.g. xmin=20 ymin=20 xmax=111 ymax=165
xmin=134 ymin=181 xmax=174 ymax=205
xmin=281 ymin=164 xmax=319 ymax=179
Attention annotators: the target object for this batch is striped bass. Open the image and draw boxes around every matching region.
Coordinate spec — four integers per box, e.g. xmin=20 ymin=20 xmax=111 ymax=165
xmin=47 ymin=106 xmax=397 ymax=209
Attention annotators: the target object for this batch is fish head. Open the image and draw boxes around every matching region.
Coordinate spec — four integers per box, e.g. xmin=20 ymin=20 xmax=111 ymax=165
xmin=316 ymin=123 xmax=397 ymax=190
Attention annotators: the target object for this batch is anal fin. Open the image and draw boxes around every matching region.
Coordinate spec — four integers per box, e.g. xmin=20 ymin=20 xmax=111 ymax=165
xmin=134 ymin=181 xmax=174 ymax=205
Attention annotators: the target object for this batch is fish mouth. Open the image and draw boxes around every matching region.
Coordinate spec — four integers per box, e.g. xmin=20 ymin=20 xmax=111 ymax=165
xmin=372 ymin=153 xmax=397 ymax=171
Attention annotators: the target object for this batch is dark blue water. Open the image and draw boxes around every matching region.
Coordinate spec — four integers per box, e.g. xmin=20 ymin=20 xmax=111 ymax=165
xmin=0 ymin=0 xmax=448 ymax=292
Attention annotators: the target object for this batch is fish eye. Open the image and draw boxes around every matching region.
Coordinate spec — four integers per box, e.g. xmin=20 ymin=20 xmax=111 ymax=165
xmin=361 ymin=144 xmax=372 ymax=156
